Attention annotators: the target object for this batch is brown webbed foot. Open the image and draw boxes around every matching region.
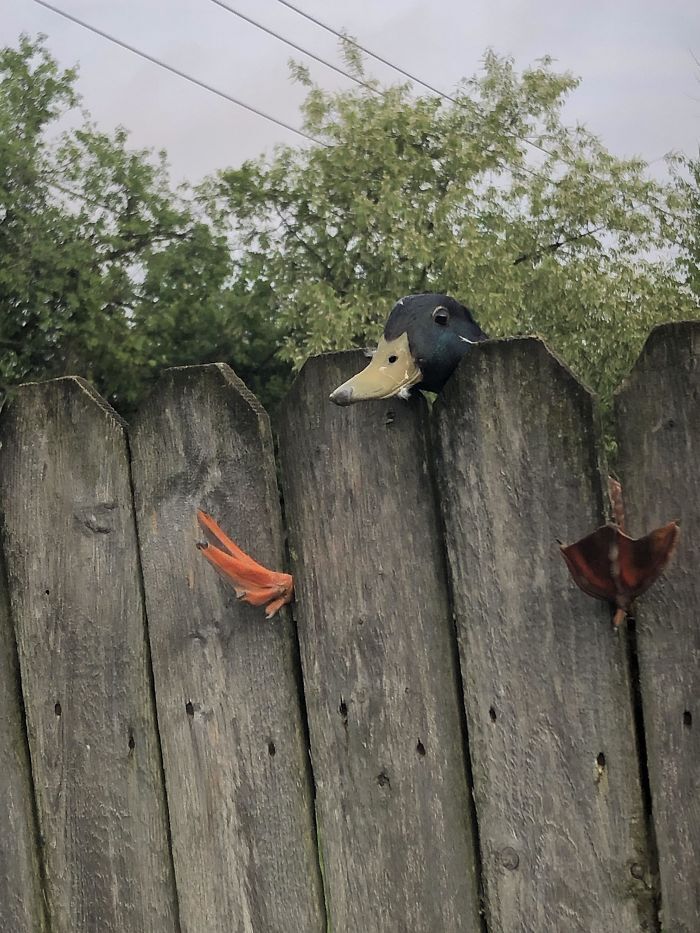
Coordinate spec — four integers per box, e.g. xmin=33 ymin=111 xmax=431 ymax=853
xmin=560 ymin=520 xmax=679 ymax=625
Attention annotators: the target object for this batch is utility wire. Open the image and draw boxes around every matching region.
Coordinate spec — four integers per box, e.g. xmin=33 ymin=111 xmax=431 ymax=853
xmin=207 ymin=0 xmax=561 ymax=189
xmin=275 ymin=0 xmax=677 ymax=219
xmin=34 ymin=0 xmax=326 ymax=146
xmin=276 ymin=0 xmax=561 ymax=163
xmin=206 ymin=0 xmax=384 ymax=98
xmin=33 ymin=0 xmax=677 ymax=238
xmin=276 ymin=0 xmax=449 ymax=100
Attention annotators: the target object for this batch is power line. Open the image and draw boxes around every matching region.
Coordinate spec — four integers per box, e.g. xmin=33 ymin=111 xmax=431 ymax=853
xmin=274 ymin=0 xmax=587 ymax=162
xmin=276 ymin=0 xmax=449 ymax=101
xmin=206 ymin=0 xmax=561 ymax=190
xmin=33 ymin=0 xmax=325 ymax=147
xmin=32 ymin=0 xmax=677 ymax=236
xmin=275 ymin=0 xmax=677 ymax=220
xmin=206 ymin=0 xmax=384 ymax=98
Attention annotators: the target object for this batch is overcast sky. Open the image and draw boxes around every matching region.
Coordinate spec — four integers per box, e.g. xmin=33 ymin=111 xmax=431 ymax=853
xmin=3 ymin=0 xmax=699 ymax=186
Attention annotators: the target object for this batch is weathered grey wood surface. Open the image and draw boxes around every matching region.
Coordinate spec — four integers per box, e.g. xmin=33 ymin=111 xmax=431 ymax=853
xmin=278 ymin=351 xmax=482 ymax=933
xmin=0 ymin=378 xmax=180 ymax=933
xmin=434 ymin=338 xmax=655 ymax=933
xmin=129 ymin=364 xmax=325 ymax=933
xmin=615 ymin=322 xmax=700 ymax=933
xmin=0 ymin=548 xmax=48 ymax=933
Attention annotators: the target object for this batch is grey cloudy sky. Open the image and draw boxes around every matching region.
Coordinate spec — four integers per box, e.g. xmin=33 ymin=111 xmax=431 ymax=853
xmin=4 ymin=0 xmax=700 ymax=185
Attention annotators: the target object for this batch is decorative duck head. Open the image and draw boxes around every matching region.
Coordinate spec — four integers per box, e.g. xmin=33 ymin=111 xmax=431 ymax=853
xmin=329 ymin=293 xmax=488 ymax=406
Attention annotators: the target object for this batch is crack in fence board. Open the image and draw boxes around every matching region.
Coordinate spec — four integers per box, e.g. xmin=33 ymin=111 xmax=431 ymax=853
xmin=434 ymin=338 xmax=655 ymax=933
xmin=0 ymin=546 xmax=48 ymax=932
xmin=0 ymin=377 xmax=180 ymax=933
xmin=278 ymin=350 xmax=483 ymax=933
xmin=615 ymin=322 xmax=700 ymax=932
xmin=129 ymin=364 xmax=326 ymax=933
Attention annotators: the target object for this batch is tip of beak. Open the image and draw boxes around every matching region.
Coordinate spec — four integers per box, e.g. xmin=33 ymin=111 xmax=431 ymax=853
xmin=329 ymin=385 xmax=354 ymax=406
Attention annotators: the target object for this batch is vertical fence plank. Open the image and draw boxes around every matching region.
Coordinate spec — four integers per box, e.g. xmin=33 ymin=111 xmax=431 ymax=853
xmin=129 ymin=364 xmax=325 ymax=933
xmin=615 ymin=322 xmax=700 ymax=932
xmin=434 ymin=338 xmax=655 ymax=933
xmin=0 ymin=548 xmax=47 ymax=933
xmin=0 ymin=378 xmax=180 ymax=933
xmin=277 ymin=351 xmax=483 ymax=933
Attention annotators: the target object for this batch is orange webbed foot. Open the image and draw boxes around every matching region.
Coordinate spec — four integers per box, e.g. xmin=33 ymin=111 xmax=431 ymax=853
xmin=196 ymin=510 xmax=294 ymax=618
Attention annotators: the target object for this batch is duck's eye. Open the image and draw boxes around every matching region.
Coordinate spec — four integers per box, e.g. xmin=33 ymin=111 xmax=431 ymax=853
xmin=432 ymin=307 xmax=450 ymax=326
xmin=387 ymin=355 xmax=398 ymax=364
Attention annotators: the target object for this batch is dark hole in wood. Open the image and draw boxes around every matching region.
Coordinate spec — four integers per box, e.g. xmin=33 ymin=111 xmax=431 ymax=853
xmin=489 ymin=706 xmax=497 ymax=722
xmin=597 ymin=752 xmax=606 ymax=768
xmin=377 ymin=770 xmax=391 ymax=788
xmin=268 ymin=740 xmax=276 ymax=757
xmin=339 ymin=700 xmax=348 ymax=719
xmin=416 ymin=740 xmax=426 ymax=757
xmin=185 ymin=701 xmax=194 ymax=718
xmin=54 ymin=702 xmax=61 ymax=717
xmin=45 ymin=589 xmax=50 ymax=596
xmin=128 ymin=733 xmax=135 ymax=751
xmin=667 ymin=418 xmax=676 ymax=428
xmin=683 ymin=710 xmax=692 ymax=728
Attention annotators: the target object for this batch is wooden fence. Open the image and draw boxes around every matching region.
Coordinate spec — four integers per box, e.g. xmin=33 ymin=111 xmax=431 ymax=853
xmin=0 ymin=323 xmax=697 ymax=933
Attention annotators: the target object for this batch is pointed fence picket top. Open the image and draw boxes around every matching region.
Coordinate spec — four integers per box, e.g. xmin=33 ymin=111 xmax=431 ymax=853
xmin=277 ymin=351 xmax=483 ymax=933
xmin=433 ymin=338 xmax=655 ymax=933
xmin=0 ymin=549 xmax=47 ymax=933
xmin=129 ymin=364 xmax=326 ymax=933
xmin=615 ymin=322 xmax=700 ymax=931
xmin=0 ymin=378 xmax=179 ymax=933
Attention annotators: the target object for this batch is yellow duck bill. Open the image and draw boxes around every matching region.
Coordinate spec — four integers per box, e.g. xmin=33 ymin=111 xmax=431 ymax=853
xmin=329 ymin=333 xmax=423 ymax=406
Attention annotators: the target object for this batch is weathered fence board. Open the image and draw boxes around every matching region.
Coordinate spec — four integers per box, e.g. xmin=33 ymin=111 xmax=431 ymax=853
xmin=434 ymin=338 xmax=655 ymax=933
xmin=129 ymin=364 xmax=325 ymax=933
xmin=1 ymin=325 xmax=697 ymax=933
xmin=0 ymin=549 xmax=48 ymax=933
xmin=278 ymin=351 xmax=483 ymax=933
xmin=615 ymin=322 xmax=700 ymax=932
xmin=0 ymin=378 xmax=180 ymax=933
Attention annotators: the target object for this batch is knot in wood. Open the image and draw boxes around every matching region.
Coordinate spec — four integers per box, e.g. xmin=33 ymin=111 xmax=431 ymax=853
xmin=500 ymin=847 xmax=519 ymax=871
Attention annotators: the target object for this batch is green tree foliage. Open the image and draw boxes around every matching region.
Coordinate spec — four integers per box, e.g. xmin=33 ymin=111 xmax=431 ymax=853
xmin=669 ymin=152 xmax=700 ymax=300
xmin=209 ymin=49 xmax=698 ymax=412
xmin=0 ymin=36 xmax=291 ymax=414
xmin=1 ymin=37 xmax=698 ymax=420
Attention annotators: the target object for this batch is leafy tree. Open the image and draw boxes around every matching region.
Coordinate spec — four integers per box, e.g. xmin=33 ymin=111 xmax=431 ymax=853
xmin=2 ymin=37 xmax=697 ymax=422
xmin=209 ymin=49 xmax=697 ymax=412
xmin=670 ymin=152 xmax=700 ymax=300
xmin=0 ymin=36 xmax=291 ymax=414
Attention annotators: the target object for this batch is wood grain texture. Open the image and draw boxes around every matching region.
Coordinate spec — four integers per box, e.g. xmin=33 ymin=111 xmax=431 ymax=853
xmin=277 ymin=351 xmax=482 ymax=933
xmin=434 ymin=338 xmax=655 ymax=933
xmin=0 ymin=377 xmax=180 ymax=933
xmin=129 ymin=364 xmax=325 ymax=933
xmin=0 ymin=547 xmax=48 ymax=932
xmin=614 ymin=322 xmax=700 ymax=933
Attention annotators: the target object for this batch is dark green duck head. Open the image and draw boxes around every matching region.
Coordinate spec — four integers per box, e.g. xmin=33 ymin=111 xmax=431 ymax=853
xmin=330 ymin=293 xmax=488 ymax=406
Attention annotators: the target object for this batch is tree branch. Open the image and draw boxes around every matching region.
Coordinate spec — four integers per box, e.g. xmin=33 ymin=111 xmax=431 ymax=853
xmin=513 ymin=225 xmax=605 ymax=265
xmin=275 ymin=210 xmax=335 ymax=281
